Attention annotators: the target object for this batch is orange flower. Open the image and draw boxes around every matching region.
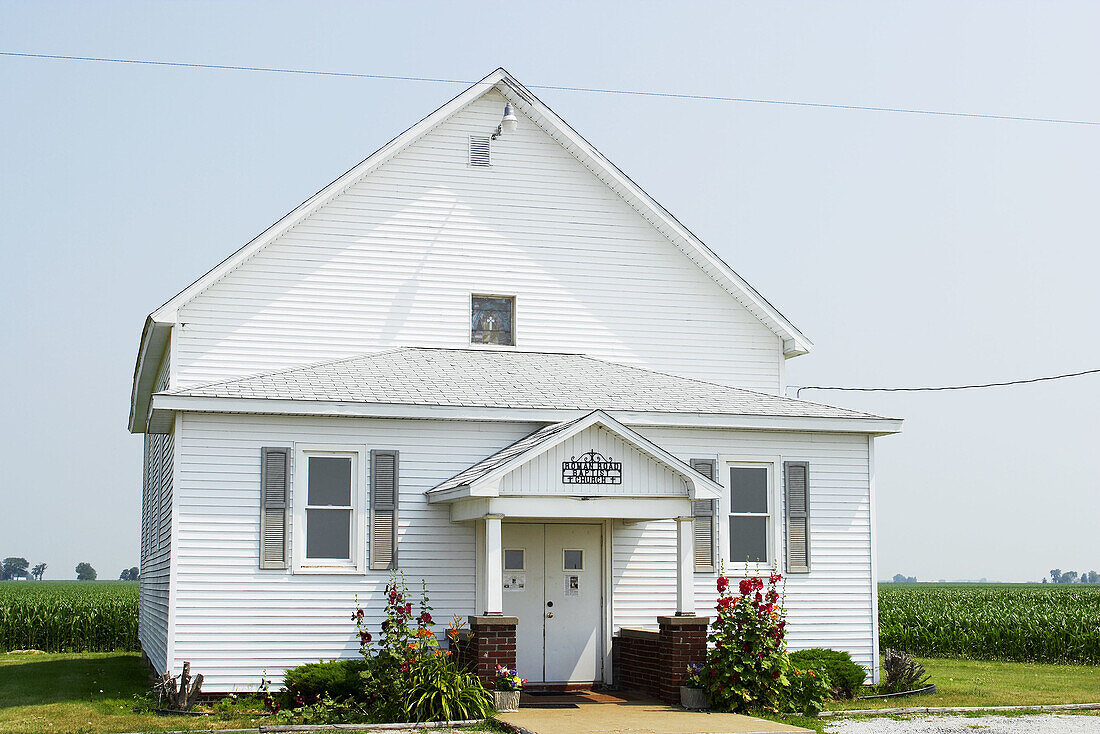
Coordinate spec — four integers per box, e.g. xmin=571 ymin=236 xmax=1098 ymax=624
xmin=407 ymin=643 xmax=418 ymax=649
xmin=443 ymin=650 xmax=452 ymax=657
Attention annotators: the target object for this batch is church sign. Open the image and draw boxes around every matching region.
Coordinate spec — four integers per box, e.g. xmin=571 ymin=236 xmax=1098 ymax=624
xmin=562 ymin=451 xmax=622 ymax=485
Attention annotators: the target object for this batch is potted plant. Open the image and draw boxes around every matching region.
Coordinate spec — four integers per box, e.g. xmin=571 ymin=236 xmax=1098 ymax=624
xmin=680 ymin=662 xmax=709 ymax=710
xmin=492 ymin=665 xmax=526 ymax=712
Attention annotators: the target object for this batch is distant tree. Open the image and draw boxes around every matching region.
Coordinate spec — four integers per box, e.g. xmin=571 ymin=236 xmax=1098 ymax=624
xmin=75 ymin=562 xmax=97 ymax=581
xmin=892 ymin=573 xmax=906 ymax=583
xmin=1062 ymin=571 xmax=1078 ymax=584
xmin=118 ymin=567 xmax=139 ymax=581
xmin=1050 ymin=569 xmax=1063 ymax=584
xmin=1041 ymin=578 xmax=1048 ymax=583
xmin=31 ymin=563 xmax=46 ymax=581
xmin=129 ymin=566 xmax=139 ymax=581
xmin=1080 ymin=571 xmax=1089 ymax=583
xmin=1088 ymin=571 xmax=1100 ymax=584
xmin=2 ymin=557 xmax=29 ymax=580
xmin=891 ymin=573 xmax=918 ymax=583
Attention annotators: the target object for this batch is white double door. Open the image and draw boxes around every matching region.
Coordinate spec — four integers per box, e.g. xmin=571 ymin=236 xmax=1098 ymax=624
xmin=501 ymin=523 xmax=603 ymax=684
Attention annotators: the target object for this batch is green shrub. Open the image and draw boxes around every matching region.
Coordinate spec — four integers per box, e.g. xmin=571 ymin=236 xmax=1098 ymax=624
xmin=788 ymin=648 xmax=866 ymax=699
xmin=282 ymin=659 xmax=371 ymax=703
xmin=781 ymin=667 xmax=831 ymax=716
xmin=400 ymin=654 xmax=492 ymax=722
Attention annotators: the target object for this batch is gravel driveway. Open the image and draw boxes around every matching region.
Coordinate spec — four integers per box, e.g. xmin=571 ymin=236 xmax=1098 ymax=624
xmin=825 ymin=713 xmax=1100 ymax=733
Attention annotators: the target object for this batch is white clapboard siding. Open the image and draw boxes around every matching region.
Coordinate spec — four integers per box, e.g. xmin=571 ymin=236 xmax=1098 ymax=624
xmin=498 ymin=425 xmax=686 ymax=496
xmin=170 ymin=412 xmax=875 ymax=690
xmin=613 ymin=428 xmax=875 ymax=677
xmin=174 ymin=89 xmax=782 ymax=393
xmin=139 ymin=352 xmax=173 ymax=674
xmin=171 ymin=413 xmax=539 ymax=691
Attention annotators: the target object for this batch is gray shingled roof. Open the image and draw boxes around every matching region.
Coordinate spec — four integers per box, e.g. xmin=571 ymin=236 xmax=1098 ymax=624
xmin=167 ymin=347 xmax=885 ymax=420
xmin=430 ymin=415 xmax=587 ymax=494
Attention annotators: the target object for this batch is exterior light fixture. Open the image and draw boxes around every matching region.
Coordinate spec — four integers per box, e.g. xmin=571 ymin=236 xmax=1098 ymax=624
xmin=492 ymin=103 xmax=519 ymax=139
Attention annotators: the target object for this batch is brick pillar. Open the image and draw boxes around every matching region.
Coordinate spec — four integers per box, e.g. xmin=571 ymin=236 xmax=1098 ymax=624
xmin=468 ymin=615 xmax=518 ymax=682
xmin=656 ymin=615 xmax=709 ymax=705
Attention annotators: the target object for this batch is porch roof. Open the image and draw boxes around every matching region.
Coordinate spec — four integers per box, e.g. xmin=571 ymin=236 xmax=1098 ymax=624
xmin=426 ymin=410 xmax=723 ymax=505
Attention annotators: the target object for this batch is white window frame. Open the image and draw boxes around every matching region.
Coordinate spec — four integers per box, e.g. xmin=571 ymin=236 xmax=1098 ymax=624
xmin=718 ymin=455 xmax=782 ymax=575
xmin=292 ymin=444 xmax=368 ymax=574
xmin=469 ymin=293 xmax=517 ymax=349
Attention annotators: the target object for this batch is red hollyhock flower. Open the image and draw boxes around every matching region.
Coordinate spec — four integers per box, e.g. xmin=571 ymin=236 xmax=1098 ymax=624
xmin=717 ymin=576 xmax=729 ymax=592
xmin=754 ymin=591 xmax=763 ymax=604
xmin=772 ymin=670 xmax=780 ymax=680
xmin=739 ymin=579 xmax=752 ymax=595
xmin=769 ymin=572 xmax=782 ymax=584
xmin=360 ymin=631 xmax=372 ymax=644
xmin=419 ymin=611 xmax=432 ymax=624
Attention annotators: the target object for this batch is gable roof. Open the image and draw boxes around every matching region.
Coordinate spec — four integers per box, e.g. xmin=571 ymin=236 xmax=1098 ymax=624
xmin=165 ymin=347 xmax=884 ymax=421
xmin=131 ymin=67 xmax=814 ymax=432
xmin=426 ymin=410 xmax=724 ymax=502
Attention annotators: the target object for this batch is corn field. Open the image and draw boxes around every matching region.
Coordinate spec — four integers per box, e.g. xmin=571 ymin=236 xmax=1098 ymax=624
xmin=879 ymin=583 xmax=1100 ymax=664
xmin=0 ymin=581 xmax=139 ymax=652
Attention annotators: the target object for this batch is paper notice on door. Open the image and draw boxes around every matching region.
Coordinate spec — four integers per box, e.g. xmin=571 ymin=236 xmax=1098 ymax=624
xmin=503 ymin=574 xmax=525 ymax=591
xmin=565 ymin=574 xmax=580 ymax=596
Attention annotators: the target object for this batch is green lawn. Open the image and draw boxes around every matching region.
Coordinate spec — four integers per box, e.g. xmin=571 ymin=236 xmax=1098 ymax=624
xmin=0 ymin=652 xmax=255 ymax=734
xmin=827 ymin=657 xmax=1100 ymax=710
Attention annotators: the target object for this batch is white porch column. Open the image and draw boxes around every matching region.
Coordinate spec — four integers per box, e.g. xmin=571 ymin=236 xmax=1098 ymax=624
xmin=482 ymin=514 xmax=504 ymax=615
xmin=675 ymin=516 xmax=695 ymax=615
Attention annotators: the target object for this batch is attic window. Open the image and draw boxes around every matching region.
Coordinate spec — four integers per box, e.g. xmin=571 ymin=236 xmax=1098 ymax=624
xmin=471 ymin=295 xmax=514 ymax=346
xmin=469 ymin=136 xmax=491 ymax=166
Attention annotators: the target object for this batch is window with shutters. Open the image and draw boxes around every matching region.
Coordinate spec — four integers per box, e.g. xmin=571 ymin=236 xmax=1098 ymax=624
xmin=725 ymin=461 xmax=776 ymax=567
xmin=292 ymin=445 xmax=366 ymax=573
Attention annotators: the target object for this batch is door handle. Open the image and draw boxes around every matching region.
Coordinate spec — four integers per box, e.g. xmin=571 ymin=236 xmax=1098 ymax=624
xmin=546 ymin=612 xmax=554 ymax=618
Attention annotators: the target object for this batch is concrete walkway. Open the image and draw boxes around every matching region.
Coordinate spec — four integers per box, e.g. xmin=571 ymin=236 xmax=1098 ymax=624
xmin=498 ymin=692 xmax=810 ymax=734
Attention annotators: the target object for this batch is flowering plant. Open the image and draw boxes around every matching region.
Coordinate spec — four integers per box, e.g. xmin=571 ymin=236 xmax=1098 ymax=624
xmin=704 ymin=569 xmax=790 ymax=713
xmin=494 ymin=665 xmax=527 ymax=691
xmin=685 ymin=662 xmax=707 ymax=689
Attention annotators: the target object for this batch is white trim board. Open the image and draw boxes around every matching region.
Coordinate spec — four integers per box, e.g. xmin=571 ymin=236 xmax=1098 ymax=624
xmin=149 ymin=394 xmax=903 ymax=436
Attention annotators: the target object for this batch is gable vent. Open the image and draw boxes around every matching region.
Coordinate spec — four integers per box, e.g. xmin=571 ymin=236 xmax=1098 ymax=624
xmin=469 ymin=136 xmax=491 ymax=166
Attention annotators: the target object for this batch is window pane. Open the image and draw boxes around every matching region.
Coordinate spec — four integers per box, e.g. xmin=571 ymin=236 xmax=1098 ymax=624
xmin=730 ymin=467 xmax=768 ymax=513
xmin=471 ymin=296 xmax=514 ymax=345
xmin=308 ymin=457 xmax=351 ymax=506
xmin=504 ymin=549 xmax=525 ymax=571
xmin=306 ymin=509 xmax=352 ymax=559
xmin=729 ymin=516 xmax=768 ymax=564
xmin=564 ymin=550 xmax=584 ymax=570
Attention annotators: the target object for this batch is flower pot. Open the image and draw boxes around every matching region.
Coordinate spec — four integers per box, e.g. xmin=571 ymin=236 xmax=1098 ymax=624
xmin=493 ymin=689 xmax=521 ymax=712
xmin=680 ymin=686 xmax=708 ymax=710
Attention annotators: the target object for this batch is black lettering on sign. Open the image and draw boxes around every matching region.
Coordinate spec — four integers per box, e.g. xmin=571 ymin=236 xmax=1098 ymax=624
xmin=562 ymin=451 xmax=623 ymax=485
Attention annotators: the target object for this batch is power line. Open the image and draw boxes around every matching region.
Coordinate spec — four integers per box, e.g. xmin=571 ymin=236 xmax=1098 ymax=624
xmin=794 ymin=368 xmax=1100 ymax=397
xmin=3 ymin=50 xmax=1099 ymax=127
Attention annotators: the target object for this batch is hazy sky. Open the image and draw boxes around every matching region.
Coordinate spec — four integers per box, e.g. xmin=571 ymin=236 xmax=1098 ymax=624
xmin=1 ymin=2 xmax=1096 ymax=583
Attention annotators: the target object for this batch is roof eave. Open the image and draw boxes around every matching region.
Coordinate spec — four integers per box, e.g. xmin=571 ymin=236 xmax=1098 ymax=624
xmin=128 ymin=318 xmax=172 ymax=434
xmin=150 ymin=394 xmax=902 ymax=435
